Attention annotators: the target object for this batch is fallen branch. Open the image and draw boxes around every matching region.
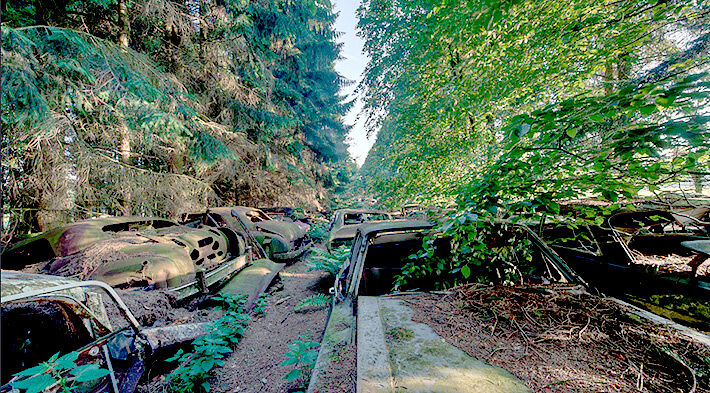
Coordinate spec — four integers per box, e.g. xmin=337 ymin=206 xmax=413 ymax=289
xmin=664 ymin=349 xmax=697 ymax=393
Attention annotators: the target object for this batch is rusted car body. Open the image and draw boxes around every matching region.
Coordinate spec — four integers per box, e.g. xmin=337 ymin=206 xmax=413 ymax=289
xmin=308 ymin=219 xmax=588 ymax=393
xmin=258 ymin=207 xmax=312 ymax=232
xmin=609 ymin=207 xmax=710 ymax=272
xmin=540 ymin=206 xmax=710 ymax=329
xmin=326 ymin=209 xmax=393 ymax=249
xmin=181 ymin=207 xmax=313 ymax=261
xmin=3 ymin=217 xmax=251 ymax=300
xmin=1 ymin=272 xmax=208 ymax=393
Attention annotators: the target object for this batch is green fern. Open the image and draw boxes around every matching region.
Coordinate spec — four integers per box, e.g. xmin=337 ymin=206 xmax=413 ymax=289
xmin=305 ymin=246 xmax=350 ymax=276
xmin=294 ymin=294 xmax=330 ymax=313
xmin=307 ymin=221 xmax=329 ymax=244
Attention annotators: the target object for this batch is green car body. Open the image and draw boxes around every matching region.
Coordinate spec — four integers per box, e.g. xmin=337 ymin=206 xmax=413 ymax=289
xmin=181 ymin=207 xmax=313 ymax=261
xmin=2 ymin=216 xmax=250 ymax=300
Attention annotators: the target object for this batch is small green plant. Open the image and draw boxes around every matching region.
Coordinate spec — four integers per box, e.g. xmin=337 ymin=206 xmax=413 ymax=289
xmin=252 ymin=293 xmax=269 ymax=316
xmin=166 ymin=294 xmax=250 ymax=393
xmin=305 ymin=246 xmax=350 ymax=276
xmin=280 ymin=334 xmax=320 ymax=388
xmin=308 ymin=221 xmax=329 ymax=244
xmin=294 ymin=294 xmax=330 ymax=313
xmin=11 ymin=351 xmax=111 ymax=393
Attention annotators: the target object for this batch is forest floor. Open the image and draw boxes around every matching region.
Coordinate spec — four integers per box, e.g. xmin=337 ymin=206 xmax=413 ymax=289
xmin=407 ymin=285 xmax=710 ymax=393
xmin=209 ymin=259 xmax=330 ymax=393
xmin=131 ymin=253 xmax=332 ymax=393
xmin=119 ymin=249 xmax=709 ymax=393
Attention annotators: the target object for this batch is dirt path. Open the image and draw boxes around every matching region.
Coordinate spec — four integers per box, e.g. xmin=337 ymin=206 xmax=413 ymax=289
xmin=211 ymin=259 xmax=330 ymax=393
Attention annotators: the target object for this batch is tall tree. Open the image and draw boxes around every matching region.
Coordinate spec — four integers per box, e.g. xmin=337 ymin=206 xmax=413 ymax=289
xmin=1 ymin=0 xmax=353 ymax=232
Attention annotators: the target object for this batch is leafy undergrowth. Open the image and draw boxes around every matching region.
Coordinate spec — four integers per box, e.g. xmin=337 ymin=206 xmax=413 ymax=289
xmin=307 ymin=221 xmax=330 ymax=244
xmin=410 ymin=285 xmax=710 ymax=393
xmin=252 ymin=293 xmax=270 ymax=317
xmin=281 ymin=334 xmax=320 ymax=392
xmin=305 ymin=246 xmax=350 ymax=276
xmin=165 ymin=294 xmax=250 ymax=393
xmin=295 ymin=294 xmax=330 ymax=313
xmin=295 ymin=246 xmax=349 ymax=314
xmin=10 ymin=352 xmax=110 ymax=393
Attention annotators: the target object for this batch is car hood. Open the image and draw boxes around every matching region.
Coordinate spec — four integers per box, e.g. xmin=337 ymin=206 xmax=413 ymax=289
xmin=329 ymin=225 xmax=359 ymax=241
xmin=254 ymin=220 xmax=307 ymax=243
xmin=0 ymin=271 xmax=86 ymax=299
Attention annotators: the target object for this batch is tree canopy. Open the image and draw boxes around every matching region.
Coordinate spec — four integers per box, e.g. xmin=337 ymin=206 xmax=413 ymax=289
xmin=359 ymin=0 xmax=710 ymax=210
xmin=357 ymin=0 xmax=710 ymax=289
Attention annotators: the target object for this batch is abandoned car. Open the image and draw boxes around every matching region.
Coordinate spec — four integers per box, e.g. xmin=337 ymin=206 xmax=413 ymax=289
xmin=326 ymin=208 xmax=393 ymax=249
xmin=2 ymin=216 xmax=252 ymax=300
xmin=1 ymin=271 xmax=208 ymax=393
xmin=308 ymin=219 xmax=592 ymax=392
xmin=258 ymin=207 xmax=313 ymax=231
xmin=541 ymin=207 xmax=710 ymax=330
xmin=181 ymin=207 xmax=313 ymax=261
xmin=609 ymin=207 xmax=710 ymax=275
xmin=308 ymin=218 xmax=710 ymax=392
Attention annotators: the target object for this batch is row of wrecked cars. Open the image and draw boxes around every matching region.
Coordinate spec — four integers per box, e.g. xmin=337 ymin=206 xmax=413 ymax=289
xmin=327 ymin=202 xmax=710 ymax=315
xmin=322 ymin=203 xmax=710 ymax=330
xmin=2 ymin=200 xmax=709 ymax=392
xmin=307 ymin=200 xmax=710 ymax=392
xmin=0 ymin=206 xmax=316 ymax=392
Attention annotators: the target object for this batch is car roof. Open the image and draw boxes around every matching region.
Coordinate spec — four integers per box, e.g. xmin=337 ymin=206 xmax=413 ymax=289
xmin=355 ymin=219 xmax=434 ymax=237
xmin=197 ymin=207 xmax=263 ymax=216
xmin=335 ymin=208 xmax=391 ymax=215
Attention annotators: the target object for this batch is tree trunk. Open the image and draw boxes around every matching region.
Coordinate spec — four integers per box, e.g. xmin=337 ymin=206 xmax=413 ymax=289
xmin=199 ymin=0 xmax=209 ymax=80
xmin=117 ymin=0 xmax=130 ymax=48
xmin=120 ymin=126 xmax=132 ymax=215
xmin=604 ymin=63 xmax=614 ymax=95
xmin=617 ymin=52 xmax=630 ymax=81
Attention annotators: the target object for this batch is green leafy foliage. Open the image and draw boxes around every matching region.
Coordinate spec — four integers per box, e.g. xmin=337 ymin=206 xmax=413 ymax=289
xmin=457 ymin=73 xmax=710 ymax=219
xmin=294 ymin=294 xmax=330 ymax=313
xmin=394 ymin=210 xmax=536 ymax=289
xmin=357 ymin=1 xmax=710 ymax=289
xmin=305 ymin=246 xmax=350 ymax=276
xmin=11 ymin=351 xmax=111 ymax=393
xmin=359 ymin=0 xmax=710 ymax=206
xmin=307 ymin=221 xmax=330 ymax=244
xmin=166 ymin=294 xmax=249 ymax=393
xmin=2 ymin=0 xmax=354 ymax=234
xmin=252 ymin=293 xmax=269 ymax=316
xmin=280 ymin=334 xmax=320 ymax=388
